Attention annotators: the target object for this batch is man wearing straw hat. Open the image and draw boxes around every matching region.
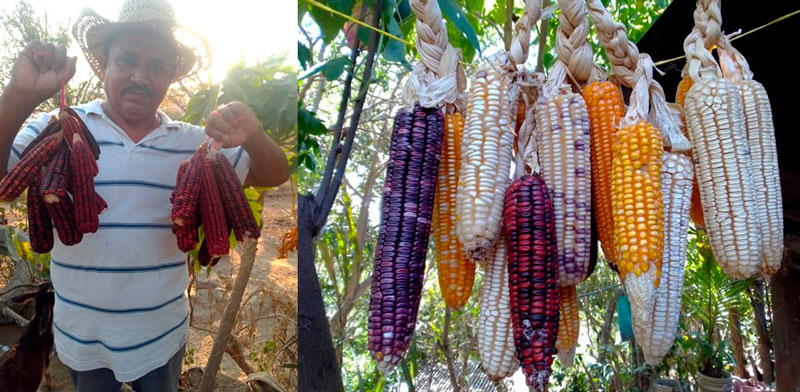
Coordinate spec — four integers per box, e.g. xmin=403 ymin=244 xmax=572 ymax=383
xmin=0 ymin=0 xmax=288 ymax=390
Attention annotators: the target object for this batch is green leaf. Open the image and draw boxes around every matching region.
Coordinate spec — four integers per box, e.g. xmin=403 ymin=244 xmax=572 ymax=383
xmin=299 ymin=56 xmax=351 ymax=81
xmin=298 ymin=42 xmax=313 ymax=70
xmin=382 ymin=15 xmax=406 ymax=63
xmin=244 ymin=187 xmax=260 ymax=200
xmin=0 ymin=226 xmax=20 ymax=260
xmin=181 ymin=84 xmax=221 ymax=126
xmin=308 ymin=2 xmax=348 ymax=44
xmin=438 ymin=0 xmax=481 ymax=55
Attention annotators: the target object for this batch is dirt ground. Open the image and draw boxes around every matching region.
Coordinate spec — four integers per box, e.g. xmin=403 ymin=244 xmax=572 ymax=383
xmin=0 ymin=182 xmax=297 ymax=392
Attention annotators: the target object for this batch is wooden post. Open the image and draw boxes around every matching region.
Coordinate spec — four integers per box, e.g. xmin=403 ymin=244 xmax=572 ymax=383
xmin=198 ymin=239 xmax=258 ymax=392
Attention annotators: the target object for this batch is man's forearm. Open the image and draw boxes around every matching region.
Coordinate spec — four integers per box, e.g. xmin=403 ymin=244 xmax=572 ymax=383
xmin=242 ymin=131 xmax=289 ymax=187
xmin=0 ymin=91 xmax=38 ymax=177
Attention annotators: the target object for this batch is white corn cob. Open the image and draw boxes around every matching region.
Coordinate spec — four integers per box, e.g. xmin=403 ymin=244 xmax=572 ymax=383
xmin=637 ymin=151 xmax=693 ymax=365
xmin=477 ymin=236 xmax=517 ymax=380
xmin=684 ymin=78 xmax=760 ymax=279
xmin=736 ymin=80 xmax=783 ymax=276
xmin=456 ymin=62 xmax=517 ymax=263
xmin=534 ymin=92 xmax=593 ymax=286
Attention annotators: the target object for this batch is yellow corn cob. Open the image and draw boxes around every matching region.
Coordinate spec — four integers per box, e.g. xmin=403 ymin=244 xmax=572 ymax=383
xmin=583 ymin=81 xmax=625 ymax=269
xmin=434 ymin=112 xmax=475 ymax=308
xmin=637 ymin=151 xmax=693 ymax=365
xmin=456 ymin=64 xmax=517 ymax=263
xmin=612 ymin=121 xmax=663 ymax=333
xmin=535 ymin=92 xmax=593 ymax=286
xmin=736 ymin=80 xmax=783 ymax=276
xmin=676 ymin=76 xmax=705 ymax=228
xmin=684 ymin=78 xmax=760 ymax=279
xmin=555 ymin=285 xmax=579 ymax=367
xmin=477 ymin=236 xmax=517 ymax=380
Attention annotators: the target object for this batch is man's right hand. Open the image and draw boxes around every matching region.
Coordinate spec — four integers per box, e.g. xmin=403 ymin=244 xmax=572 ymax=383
xmin=7 ymin=40 xmax=77 ymax=108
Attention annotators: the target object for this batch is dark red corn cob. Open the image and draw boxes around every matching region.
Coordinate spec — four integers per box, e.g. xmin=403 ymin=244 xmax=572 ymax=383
xmin=197 ymin=239 xmax=212 ymax=266
xmin=0 ymin=131 xmax=63 ymax=201
xmin=41 ymin=146 xmax=70 ymax=204
xmin=212 ymin=151 xmax=259 ymax=241
xmin=65 ymin=108 xmax=100 ymax=160
xmin=94 ymin=192 xmax=107 ymax=214
xmin=19 ymin=118 xmax=61 ymax=158
xmin=171 ymin=142 xmax=208 ymax=226
xmin=368 ymin=103 xmax=443 ymax=372
xmin=199 ymin=156 xmax=229 ymax=257
xmin=46 ymin=194 xmax=82 ymax=246
xmin=66 ymin=130 xmax=98 ymax=234
xmin=503 ymin=174 xmax=559 ymax=389
xmin=28 ymin=169 xmax=54 ymax=253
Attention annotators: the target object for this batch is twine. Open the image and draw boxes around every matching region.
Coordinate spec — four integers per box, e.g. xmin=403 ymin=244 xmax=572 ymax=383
xmin=403 ymin=0 xmax=466 ymax=111
xmin=509 ymin=0 xmax=543 ymax=66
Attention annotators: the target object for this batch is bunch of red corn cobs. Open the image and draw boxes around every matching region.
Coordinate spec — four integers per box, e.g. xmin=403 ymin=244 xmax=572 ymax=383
xmin=0 ymin=109 xmax=105 ymax=252
xmin=170 ymin=139 xmax=259 ymax=266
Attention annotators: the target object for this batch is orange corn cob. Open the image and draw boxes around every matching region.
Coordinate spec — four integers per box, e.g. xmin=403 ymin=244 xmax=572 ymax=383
xmin=612 ymin=121 xmax=664 ymax=336
xmin=555 ymin=285 xmax=579 ymax=367
xmin=676 ymin=76 xmax=704 ymax=228
xmin=434 ymin=112 xmax=475 ymax=308
xmin=583 ymin=81 xmax=625 ymax=270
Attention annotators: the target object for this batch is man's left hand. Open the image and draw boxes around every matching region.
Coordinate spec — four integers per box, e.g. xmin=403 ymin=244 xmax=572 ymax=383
xmin=205 ymin=101 xmax=260 ymax=148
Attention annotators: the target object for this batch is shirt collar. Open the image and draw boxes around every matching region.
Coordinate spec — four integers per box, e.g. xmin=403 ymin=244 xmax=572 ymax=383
xmin=85 ymin=99 xmax=180 ymax=132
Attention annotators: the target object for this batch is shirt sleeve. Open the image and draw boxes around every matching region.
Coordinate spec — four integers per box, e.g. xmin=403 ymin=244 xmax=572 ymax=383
xmin=7 ymin=111 xmax=57 ymax=173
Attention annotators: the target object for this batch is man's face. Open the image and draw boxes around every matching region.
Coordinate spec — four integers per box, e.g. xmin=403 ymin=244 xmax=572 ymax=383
xmin=102 ymin=30 xmax=177 ymax=122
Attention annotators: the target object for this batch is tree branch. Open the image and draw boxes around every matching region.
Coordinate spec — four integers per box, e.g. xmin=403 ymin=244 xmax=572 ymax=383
xmin=536 ymin=0 xmax=551 ymax=72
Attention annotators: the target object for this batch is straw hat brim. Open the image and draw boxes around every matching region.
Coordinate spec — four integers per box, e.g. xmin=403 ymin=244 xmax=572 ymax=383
xmin=72 ymin=8 xmax=210 ymax=82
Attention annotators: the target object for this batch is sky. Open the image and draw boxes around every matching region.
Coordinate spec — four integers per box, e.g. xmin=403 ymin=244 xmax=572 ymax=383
xmin=0 ymin=0 xmax=297 ymax=84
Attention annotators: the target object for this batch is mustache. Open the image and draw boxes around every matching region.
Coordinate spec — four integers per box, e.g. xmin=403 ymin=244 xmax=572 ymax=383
xmin=122 ymin=84 xmax=154 ymax=97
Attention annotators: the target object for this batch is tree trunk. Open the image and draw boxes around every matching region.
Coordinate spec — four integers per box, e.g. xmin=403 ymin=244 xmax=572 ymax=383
xmin=750 ymin=282 xmax=774 ymax=384
xmin=728 ymin=307 xmax=750 ymax=379
xmin=298 ymin=194 xmax=344 ymax=392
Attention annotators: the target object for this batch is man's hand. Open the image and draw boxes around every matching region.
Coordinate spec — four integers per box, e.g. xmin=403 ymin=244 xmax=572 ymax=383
xmin=8 ymin=41 xmax=77 ymax=108
xmin=205 ymin=102 xmax=260 ymax=148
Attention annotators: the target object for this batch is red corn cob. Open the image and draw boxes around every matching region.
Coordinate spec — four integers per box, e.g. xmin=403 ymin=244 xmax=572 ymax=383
xmin=28 ymin=169 xmax=54 ymax=253
xmin=503 ymin=174 xmax=560 ymax=389
xmin=0 ymin=131 xmax=63 ymax=201
xmin=64 ymin=108 xmax=100 ymax=160
xmin=67 ymin=130 xmax=98 ymax=234
xmin=197 ymin=239 xmax=212 ymax=266
xmin=368 ymin=104 xmax=444 ymax=372
xmin=212 ymin=151 xmax=259 ymax=240
xmin=41 ymin=146 xmax=70 ymax=204
xmin=19 ymin=118 xmax=61 ymax=158
xmin=171 ymin=142 xmax=208 ymax=226
xmin=199 ymin=153 xmax=229 ymax=257
xmin=94 ymin=192 xmax=108 ymax=214
xmin=45 ymin=194 xmax=82 ymax=246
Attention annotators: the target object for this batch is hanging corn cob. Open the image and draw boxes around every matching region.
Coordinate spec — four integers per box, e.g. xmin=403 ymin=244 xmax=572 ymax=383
xmin=502 ymin=95 xmax=560 ymax=389
xmin=368 ymin=104 xmax=443 ymax=372
xmin=456 ymin=57 xmax=518 ymax=263
xmin=1 ymin=104 xmax=105 ymax=250
xmin=433 ymin=111 xmax=475 ymax=308
xmin=583 ymin=81 xmax=625 ymax=271
xmin=555 ymin=285 xmax=578 ymax=366
xmin=402 ymin=0 xmax=474 ymax=308
xmin=535 ymin=0 xmax=601 ymax=286
xmin=717 ymin=34 xmax=783 ymax=277
xmin=682 ymin=5 xmax=760 ymax=279
xmin=170 ymin=139 xmax=259 ymax=259
xmin=477 ymin=236 xmax=517 ymax=380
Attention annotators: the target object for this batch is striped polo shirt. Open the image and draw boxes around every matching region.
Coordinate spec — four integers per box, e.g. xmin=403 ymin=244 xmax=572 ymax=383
xmin=7 ymin=99 xmax=251 ymax=381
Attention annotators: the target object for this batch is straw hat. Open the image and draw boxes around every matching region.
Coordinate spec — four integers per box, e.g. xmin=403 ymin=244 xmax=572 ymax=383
xmin=72 ymin=0 xmax=210 ymax=82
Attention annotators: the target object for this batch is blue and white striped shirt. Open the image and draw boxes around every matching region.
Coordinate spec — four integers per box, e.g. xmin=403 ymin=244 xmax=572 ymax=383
xmin=8 ymin=99 xmax=250 ymax=381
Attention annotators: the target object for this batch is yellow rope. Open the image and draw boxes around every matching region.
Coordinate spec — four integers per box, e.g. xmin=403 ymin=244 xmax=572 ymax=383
xmin=653 ymin=9 xmax=800 ymax=66
xmin=304 ymin=0 xmax=414 ymax=47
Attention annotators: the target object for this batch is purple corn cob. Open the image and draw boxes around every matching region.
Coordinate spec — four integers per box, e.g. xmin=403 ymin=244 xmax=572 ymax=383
xmin=368 ymin=103 xmax=444 ymax=372
xmin=503 ymin=174 xmax=559 ymax=389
